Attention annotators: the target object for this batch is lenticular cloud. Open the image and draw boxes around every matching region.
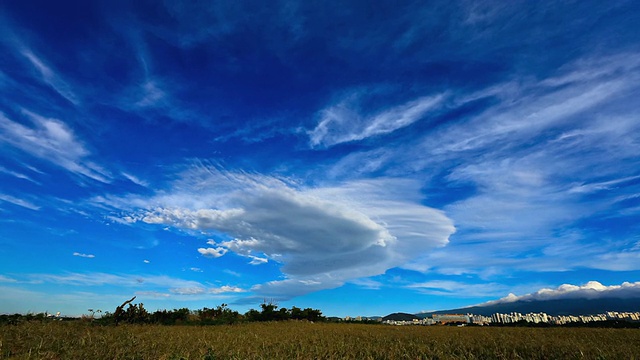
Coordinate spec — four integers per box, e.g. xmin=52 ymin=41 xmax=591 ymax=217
xmin=122 ymin=166 xmax=455 ymax=298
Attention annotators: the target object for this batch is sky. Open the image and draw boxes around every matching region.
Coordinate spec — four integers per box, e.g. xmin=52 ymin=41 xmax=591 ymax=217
xmin=1 ymin=1 xmax=640 ymax=317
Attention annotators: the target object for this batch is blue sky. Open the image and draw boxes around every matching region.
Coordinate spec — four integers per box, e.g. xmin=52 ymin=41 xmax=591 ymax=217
xmin=1 ymin=1 xmax=640 ymax=317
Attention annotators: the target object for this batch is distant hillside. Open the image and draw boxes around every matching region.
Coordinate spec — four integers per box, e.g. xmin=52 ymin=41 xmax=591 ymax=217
xmin=382 ymin=312 xmax=419 ymax=322
xmin=416 ymin=297 xmax=640 ymax=318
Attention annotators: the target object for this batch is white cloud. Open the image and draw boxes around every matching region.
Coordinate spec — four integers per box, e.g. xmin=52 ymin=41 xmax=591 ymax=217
xmin=224 ymin=269 xmax=241 ymax=277
xmin=348 ymin=278 xmax=384 ymax=290
xmin=114 ymin=73 xmax=204 ymax=128
xmin=134 ymin=80 xmax=167 ymax=108
xmin=250 ymin=277 xmax=339 ymax=299
xmin=189 ymin=267 xmax=203 ymax=272
xmin=135 ymin=291 xmax=170 ymax=298
xmin=407 ymin=280 xmax=512 ymax=298
xmin=35 ymin=273 xmax=204 ymax=289
xmin=72 ymin=252 xmax=95 ymax=258
xmin=209 ymin=285 xmax=244 ymax=294
xmin=481 ymin=281 xmax=640 ymax=306
xmin=568 ymin=175 xmax=640 ymax=194
xmin=0 ymin=111 xmax=111 ymax=183
xmin=20 ymin=48 xmax=79 ymax=105
xmin=443 ymin=158 xmax=585 ymax=237
xmin=247 ymin=255 xmax=268 ymax=265
xmin=0 ymin=166 xmax=40 ymax=185
xmin=324 ymin=52 xmax=640 ymax=277
xmin=0 ymin=274 xmax=244 ymax=315
xmin=197 ymin=247 xmax=228 ymax=258
xmin=0 ymin=275 xmax=17 ymax=283
xmin=170 ymin=285 xmax=245 ymax=295
xmin=0 ymin=285 xmax=122 ymax=317
xmin=30 ymin=272 xmax=247 ymax=301
xmin=588 ymin=250 xmax=640 ymax=271
xmin=309 ymin=92 xmax=445 ymax=148
xmin=143 ymin=259 xmax=150 ymax=264
xmin=122 ymin=172 xmax=149 ymax=187
xmin=434 ymin=80 xmax=633 ymax=156
xmin=170 ymin=287 xmax=206 ymax=295
xmin=0 ymin=193 xmax=40 ymax=210
xmin=111 ymin=166 xmax=455 ymax=299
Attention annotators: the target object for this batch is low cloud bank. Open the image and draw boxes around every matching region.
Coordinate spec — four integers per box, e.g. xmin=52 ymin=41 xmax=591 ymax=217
xmin=481 ymin=281 xmax=640 ymax=306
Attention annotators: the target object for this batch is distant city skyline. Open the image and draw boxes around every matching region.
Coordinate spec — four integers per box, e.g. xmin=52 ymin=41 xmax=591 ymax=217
xmin=1 ymin=1 xmax=640 ymax=317
xmin=383 ymin=311 xmax=640 ymax=326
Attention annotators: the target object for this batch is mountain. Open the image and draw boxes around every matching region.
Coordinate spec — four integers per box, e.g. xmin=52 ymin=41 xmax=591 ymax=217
xmin=415 ymin=297 xmax=640 ymax=318
xmin=382 ymin=312 xmax=419 ymax=322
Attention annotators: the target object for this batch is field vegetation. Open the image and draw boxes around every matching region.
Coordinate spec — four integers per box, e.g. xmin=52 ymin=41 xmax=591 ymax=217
xmin=2 ymin=320 xmax=640 ymax=359
xmin=2 ymin=300 xmax=639 ymax=359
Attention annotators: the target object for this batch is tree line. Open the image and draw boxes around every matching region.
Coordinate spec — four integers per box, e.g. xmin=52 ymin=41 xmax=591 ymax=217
xmin=1 ymin=300 xmax=325 ymax=326
xmin=95 ymin=298 xmax=324 ymax=325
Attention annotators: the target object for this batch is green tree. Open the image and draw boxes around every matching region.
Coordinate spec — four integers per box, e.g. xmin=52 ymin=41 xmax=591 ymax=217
xmin=198 ymin=304 xmax=241 ymax=325
xmin=123 ymin=303 xmax=149 ymax=324
xmin=259 ymin=301 xmax=279 ymax=321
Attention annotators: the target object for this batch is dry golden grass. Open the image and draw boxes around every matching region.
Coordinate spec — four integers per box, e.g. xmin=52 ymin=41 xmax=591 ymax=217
xmin=2 ymin=321 xmax=639 ymax=359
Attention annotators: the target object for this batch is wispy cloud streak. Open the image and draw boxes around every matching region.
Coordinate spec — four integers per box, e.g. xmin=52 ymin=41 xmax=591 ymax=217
xmin=0 ymin=166 xmax=40 ymax=185
xmin=309 ymin=92 xmax=446 ymax=148
xmin=0 ymin=193 xmax=40 ymax=210
xmin=327 ymin=52 xmax=640 ymax=278
xmin=19 ymin=49 xmax=79 ymax=105
xmin=0 ymin=111 xmax=111 ymax=183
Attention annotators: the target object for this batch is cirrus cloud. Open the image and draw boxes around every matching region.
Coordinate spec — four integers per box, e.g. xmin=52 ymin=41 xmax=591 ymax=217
xmin=309 ymin=91 xmax=446 ymax=148
xmin=0 ymin=110 xmax=111 ymax=183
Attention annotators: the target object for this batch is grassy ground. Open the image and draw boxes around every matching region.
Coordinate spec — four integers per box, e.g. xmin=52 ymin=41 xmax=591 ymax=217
xmin=2 ymin=321 xmax=639 ymax=359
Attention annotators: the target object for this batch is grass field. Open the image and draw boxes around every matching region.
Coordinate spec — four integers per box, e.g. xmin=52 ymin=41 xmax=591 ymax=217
xmin=2 ymin=321 xmax=640 ymax=359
